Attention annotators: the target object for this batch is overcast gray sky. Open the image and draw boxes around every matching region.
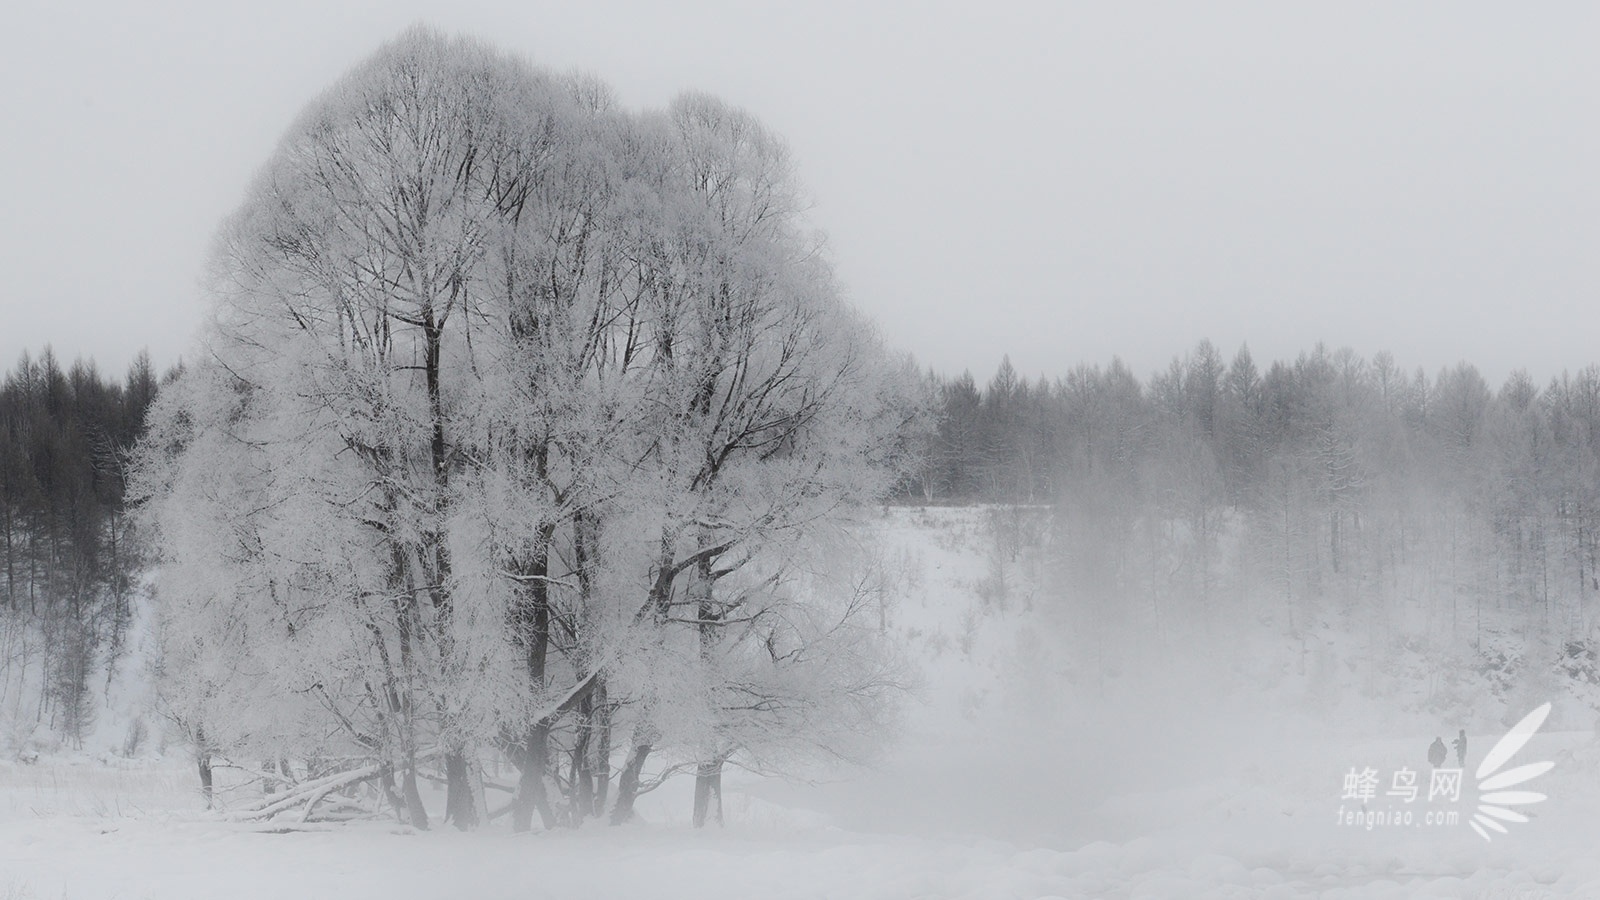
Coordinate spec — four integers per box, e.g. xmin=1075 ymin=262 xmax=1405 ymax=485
xmin=2 ymin=1 xmax=1595 ymax=387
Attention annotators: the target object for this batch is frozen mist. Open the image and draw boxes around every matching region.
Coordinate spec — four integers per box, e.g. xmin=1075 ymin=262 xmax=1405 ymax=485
xmin=4 ymin=15 xmax=1600 ymax=900
xmin=9 ymin=508 xmax=1600 ymax=898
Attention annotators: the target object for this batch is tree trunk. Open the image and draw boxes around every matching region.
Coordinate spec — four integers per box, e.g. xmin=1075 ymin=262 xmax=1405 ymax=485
xmin=591 ymin=681 xmax=611 ymax=819
xmin=401 ymin=753 xmax=429 ymax=830
xmin=470 ymin=757 xmax=489 ymax=826
xmin=509 ymin=508 xmax=556 ymax=832
xmin=512 ymin=721 xmax=556 ymax=831
xmin=444 ymin=749 xmax=478 ymax=830
xmin=378 ymin=763 xmax=406 ymax=820
xmin=609 ymin=741 xmax=651 ymax=825
xmin=690 ymin=535 xmax=724 ymax=830
xmin=692 ymin=758 xmax=723 ymax=828
xmin=570 ymin=695 xmax=594 ymax=826
xmin=196 ymin=738 xmax=214 ymax=810
xmin=570 ymin=511 xmax=601 ymax=824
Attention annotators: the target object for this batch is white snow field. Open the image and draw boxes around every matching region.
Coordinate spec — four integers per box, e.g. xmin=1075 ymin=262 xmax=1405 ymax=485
xmin=5 ymin=507 xmax=1600 ymax=899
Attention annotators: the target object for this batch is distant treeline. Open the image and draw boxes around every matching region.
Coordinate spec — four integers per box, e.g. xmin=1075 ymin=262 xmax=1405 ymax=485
xmin=10 ymin=335 xmax=1600 ymax=745
xmin=905 ymin=341 xmax=1600 ymax=658
xmin=0 ymin=348 xmax=172 ymax=745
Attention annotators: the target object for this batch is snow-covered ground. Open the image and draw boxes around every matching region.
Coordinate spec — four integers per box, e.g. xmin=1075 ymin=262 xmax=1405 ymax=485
xmin=5 ymin=506 xmax=1600 ymax=899
xmin=6 ymin=760 xmax=1598 ymax=899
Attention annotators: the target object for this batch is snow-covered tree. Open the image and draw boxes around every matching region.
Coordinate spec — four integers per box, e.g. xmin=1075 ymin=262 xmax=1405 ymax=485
xmin=133 ymin=26 xmax=915 ymax=831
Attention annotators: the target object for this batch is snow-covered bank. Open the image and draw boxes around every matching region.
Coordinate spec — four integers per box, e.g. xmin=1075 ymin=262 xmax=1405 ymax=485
xmin=6 ymin=753 xmax=1600 ymax=899
xmin=7 ymin=505 xmax=1600 ymax=898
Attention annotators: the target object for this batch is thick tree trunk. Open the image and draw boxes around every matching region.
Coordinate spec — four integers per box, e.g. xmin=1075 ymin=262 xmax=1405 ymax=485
xmin=508 ymin=508 xmax=557 ymax=833
xmin=470 ymin=758 xmax=490 ymax=826
xmin=570 ymin=511 xmax=600 ymax=825
xmin=419 ymin=313 xmax=476 ymax=829
xmin=570 ymin=695 xmax=594 ymax=826
xmin=387 ymin=537 xmax=429 ymax=832
xmin=196 ymin=739 xmax=214 ymax=810
xmin=591 ymin=681 xmax=611 ymax=819
xmin=197 ymin=756 xmax=214 ymax=809
xmin=401 ymin=754 xmax=429 ymax=830
xmin=512 ymin=721 xmax=556 ymax=831
xmin=377 ymin=763 xmax=406 ymax=820
xmin=690 ymin=537 xmax=724 ymax=830
xmin=444 ymin=749 xmax=478 ymax=830
xmin=692 ymin=758 xmax=724 ymax=828
xmin=609 ymin=741 xmax=651 ymax=825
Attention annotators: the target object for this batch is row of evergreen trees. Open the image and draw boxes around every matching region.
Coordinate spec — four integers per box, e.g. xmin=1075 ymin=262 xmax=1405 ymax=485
xmin=910 ymin=342 xmax=1600 ymax=665
xmin=0 ymin=349 xmax=168 ymax=746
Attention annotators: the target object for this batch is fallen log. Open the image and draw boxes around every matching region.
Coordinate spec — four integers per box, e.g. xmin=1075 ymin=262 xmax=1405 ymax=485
xmin=229 ymin=763 xmax=382 ymax=822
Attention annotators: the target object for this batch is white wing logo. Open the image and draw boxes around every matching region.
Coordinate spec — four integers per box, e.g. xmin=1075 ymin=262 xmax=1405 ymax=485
xmin=1469 ymin=702 xmax=1555 ymax=842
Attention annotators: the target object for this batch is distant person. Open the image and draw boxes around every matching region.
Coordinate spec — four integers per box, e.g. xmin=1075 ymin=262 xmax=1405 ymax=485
xmin=1453 ymin=729 xmax=1467 ymax=767
xmin=1429 ymin=736 xmax=1447 ymax=768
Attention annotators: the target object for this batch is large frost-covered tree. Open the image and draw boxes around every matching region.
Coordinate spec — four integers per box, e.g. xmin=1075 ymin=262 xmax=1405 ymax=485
xmin=132 ymin=26 xmax=913 ymax=830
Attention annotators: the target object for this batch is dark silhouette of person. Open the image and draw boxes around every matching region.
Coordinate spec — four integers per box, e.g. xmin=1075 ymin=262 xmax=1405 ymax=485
xmin=1429 ymin=736 xmax=1447 ymax=768
xmin=1453 ymin=729 xmax=1467 ymax=767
